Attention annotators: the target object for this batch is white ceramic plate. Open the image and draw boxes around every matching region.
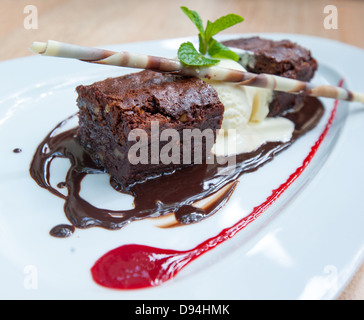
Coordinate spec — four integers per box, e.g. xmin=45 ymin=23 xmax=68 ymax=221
xmin=1 ymin=33 xmax=364 ymax=300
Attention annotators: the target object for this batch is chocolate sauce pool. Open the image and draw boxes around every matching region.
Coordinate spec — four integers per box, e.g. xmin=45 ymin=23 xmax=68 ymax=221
xmin=29 ymin=97 xmax=324 ymax=237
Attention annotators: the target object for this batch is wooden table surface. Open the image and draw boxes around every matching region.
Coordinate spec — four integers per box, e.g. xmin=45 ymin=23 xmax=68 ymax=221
xmin=1 ymin=0 xmax=363 ymax=300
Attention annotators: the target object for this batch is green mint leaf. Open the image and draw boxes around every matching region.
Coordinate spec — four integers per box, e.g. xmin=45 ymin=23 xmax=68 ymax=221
xmin=178 ymin=42 xmax=219 ymax=67
xmin=208 ymin=38 xmax=240 ymax=61
xmin=198 ymin=33 xmax=206 ymax=55
xmin=205 ymin=14 xmax=244 ymax=41
xmin=179 ymin=7 xmax=244 ymax=66
xmin=180 ymin=6 xmax=205 ymax=36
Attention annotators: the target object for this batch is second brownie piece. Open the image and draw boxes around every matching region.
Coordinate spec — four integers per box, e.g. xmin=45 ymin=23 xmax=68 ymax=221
xmin=76 ymin=70 xmax=224 ymax=186
xmin=222 ymin=37 xmax=318 ymax=117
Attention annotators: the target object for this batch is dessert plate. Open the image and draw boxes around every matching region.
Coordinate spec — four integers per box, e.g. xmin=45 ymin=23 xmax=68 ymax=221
xmin=0 ymin=33 xmax=364 ymax=300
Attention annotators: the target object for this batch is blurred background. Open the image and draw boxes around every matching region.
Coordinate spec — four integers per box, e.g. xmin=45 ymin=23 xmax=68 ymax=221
xmin=1 ymin=0 xmax=363 ymax=61
xmin=1 ymin=0 xmax=364 ymax=300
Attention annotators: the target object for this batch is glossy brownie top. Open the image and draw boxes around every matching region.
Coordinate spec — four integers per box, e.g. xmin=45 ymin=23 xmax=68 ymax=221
xmin=76 ymin=70 xmax=224 ymax=121
xmin=222 ymin=36 xmax=318 ymax=81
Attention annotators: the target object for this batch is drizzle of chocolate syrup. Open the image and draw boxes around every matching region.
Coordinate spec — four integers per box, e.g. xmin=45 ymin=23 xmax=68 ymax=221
xmin=29 ymin=97 xmax=324 ymax=238
xmin=90 ymin=94 xmax=335 ymax=291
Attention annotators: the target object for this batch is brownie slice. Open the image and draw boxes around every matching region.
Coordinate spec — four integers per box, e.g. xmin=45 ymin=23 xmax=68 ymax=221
xmin=76 ymin=70 xmax=224 ymax=186
xmin=222 ymin=37 xmax=318 ymax=116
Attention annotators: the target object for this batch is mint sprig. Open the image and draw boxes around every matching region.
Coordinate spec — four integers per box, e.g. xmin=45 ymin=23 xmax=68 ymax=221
xmin=178 ymin=6 xmax=244 ymax=67
xmin=178 ymin=42 xmax=220 ymax=67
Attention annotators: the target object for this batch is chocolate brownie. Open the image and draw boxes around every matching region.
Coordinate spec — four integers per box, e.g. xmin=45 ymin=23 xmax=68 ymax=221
xmin=76 ymin=70 xmax=224 ymax=186
xmin=222 ymin=37 xmax=318 ymax=116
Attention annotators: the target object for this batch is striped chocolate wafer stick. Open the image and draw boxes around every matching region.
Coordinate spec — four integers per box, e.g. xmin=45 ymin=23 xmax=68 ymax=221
xmin=30 ymin=40 xmax=364 ymax=104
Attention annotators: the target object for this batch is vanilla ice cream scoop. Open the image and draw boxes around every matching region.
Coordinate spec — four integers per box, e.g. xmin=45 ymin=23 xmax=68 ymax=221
xmin=205 ymin=59 xmax=273 ymax=130
xmin=206 ymin=59 xmax=295 ymax=156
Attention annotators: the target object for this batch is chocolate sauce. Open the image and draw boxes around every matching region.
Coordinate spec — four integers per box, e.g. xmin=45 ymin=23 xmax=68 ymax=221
xmin=50 ymin=224 xmax=75 ymax=238
xmin=29 ymin=97 xmax=324 ymax=238
xmin=91 ymin=92 xmax=339 ymax=291
xmin=57 ymin=182 xmax=67 ymax=189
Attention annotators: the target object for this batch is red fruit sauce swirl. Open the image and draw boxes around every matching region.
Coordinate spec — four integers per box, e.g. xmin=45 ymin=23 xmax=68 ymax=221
xmin=91 ymin=80 xmax=343 ymax=290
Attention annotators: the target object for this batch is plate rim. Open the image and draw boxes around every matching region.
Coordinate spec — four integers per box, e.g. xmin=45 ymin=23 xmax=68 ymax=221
xmin=0 ymin=33 xmax=363 ymax=300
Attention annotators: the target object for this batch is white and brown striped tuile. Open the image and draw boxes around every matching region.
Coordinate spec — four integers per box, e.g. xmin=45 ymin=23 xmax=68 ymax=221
xmin=30 ymin=40 xmax=364 ymax=104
